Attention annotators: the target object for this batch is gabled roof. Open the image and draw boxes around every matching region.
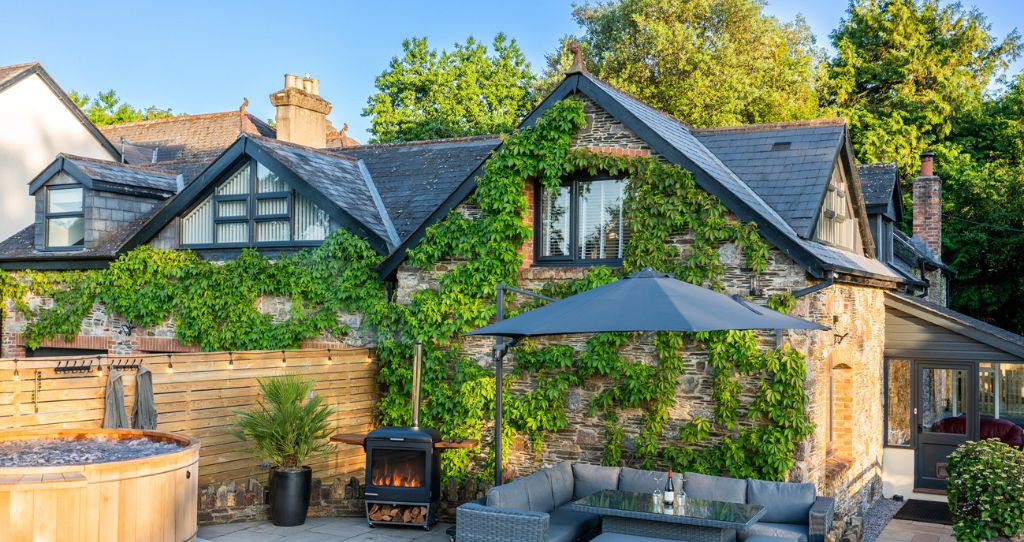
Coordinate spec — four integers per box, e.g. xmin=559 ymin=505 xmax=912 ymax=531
xmin=377 ymin=72 xmax=897 ymax=283
xmin=27 ymin=154 xmax=178 ymax=199
xmin=0 ymin=62 xmax=120 ymax=160
xmin=340 ymin=135 xmax=500 ymax=240
xmin=124 ymin=134 xmax=398 ymax=255
xmin=694 ymin=120 xmax=846 ymax=237
xmin=246 ymin=136 xmax=399 ymax=248
xmin=99 ymin=110 xmax=275 ymax=163
xmin=857 ymin=162 xmax=903 ymax=221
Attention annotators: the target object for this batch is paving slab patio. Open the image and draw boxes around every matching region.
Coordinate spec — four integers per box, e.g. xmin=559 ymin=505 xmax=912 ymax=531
xmin=198 ymin=517 xmax=452 ymax=542
xmin=876 ymin=519 xmax=955 ymax=542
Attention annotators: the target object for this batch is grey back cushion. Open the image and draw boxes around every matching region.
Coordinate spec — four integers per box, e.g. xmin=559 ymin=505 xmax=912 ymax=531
xmin=486 ymin=478 xmax=531 ymax=511
xmin=683 ymin=472 xmax=747 ymax=504
xmin=572 ymin=463 xmax=621 ymax=500
xmin=618 ymin=467 xmax=684 ymax=494
xmin=546 ymin=462 xmax=575 ymax=506
xmin=522 ymin=471 xmax=556 ymax=513
xmin=746 ymin=479 xmax=816 ymax=524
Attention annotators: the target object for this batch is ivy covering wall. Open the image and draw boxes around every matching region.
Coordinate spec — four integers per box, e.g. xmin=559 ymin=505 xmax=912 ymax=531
xmin=0 ymin=97 xmax=812 ymax=482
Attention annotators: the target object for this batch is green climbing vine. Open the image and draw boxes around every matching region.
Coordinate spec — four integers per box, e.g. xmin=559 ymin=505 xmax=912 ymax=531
xmin=0 ymin=97 xmax=813 ymax=482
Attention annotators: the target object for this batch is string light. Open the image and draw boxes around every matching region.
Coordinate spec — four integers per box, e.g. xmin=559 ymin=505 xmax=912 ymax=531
xmin=327 ymin=349 xmax=332 ymax=365
xmin=281 ymin=350 xmax=287 ymax=367
xmin=228 ymin=351 xmax=234 ymax=370
xmin=167 ymin=355 xmax=174 ymax=374
xmin=12 ymin=359 xmax=19 ymax=382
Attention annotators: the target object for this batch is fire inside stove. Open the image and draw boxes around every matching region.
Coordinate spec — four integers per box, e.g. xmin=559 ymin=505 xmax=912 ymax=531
xmin=370 ymin=449 xmax=425 ymax=488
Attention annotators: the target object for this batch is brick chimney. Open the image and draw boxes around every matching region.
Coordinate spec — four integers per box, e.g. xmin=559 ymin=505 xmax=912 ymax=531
xmin=270 ymin=74 xmax=332 ymax=148
xmin=912 ymin=151 xmax=942 ymax=257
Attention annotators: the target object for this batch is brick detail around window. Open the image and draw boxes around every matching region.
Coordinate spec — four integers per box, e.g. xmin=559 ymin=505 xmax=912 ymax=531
xmin=829 ymin=362 xmax=854 ymax=460
xmin=583 ymin=146 xmax=651 ymax=158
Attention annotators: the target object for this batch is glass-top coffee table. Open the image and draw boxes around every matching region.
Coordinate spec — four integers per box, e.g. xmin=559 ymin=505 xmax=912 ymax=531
xmin=566 ymin=489 xmax=766 ymax=542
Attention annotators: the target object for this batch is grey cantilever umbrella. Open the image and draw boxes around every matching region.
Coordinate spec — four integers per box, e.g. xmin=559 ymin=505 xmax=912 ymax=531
xmin=468 ymin=268 xmax=828 ymax=485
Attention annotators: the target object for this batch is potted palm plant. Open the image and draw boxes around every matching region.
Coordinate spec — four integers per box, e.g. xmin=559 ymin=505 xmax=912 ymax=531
xmin=234 ymin=375 xmax=335 ymax=526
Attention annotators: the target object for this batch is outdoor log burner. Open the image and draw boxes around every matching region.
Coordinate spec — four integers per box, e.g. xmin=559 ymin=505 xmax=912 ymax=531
xmin=332 ymin=342 xmax=476 ymax=530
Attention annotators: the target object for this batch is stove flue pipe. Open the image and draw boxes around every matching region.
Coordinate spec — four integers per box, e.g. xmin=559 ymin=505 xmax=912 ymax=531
xmin=412 ymin=341 xmax=422 ymax=429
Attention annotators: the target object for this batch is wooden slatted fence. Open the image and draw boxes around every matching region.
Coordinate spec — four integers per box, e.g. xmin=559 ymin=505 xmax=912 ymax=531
xmin=0 ymin=348 xmax=378 ymax=487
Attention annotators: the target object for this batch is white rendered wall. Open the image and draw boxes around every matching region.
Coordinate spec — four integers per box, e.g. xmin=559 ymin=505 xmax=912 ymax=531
xmin=0 ymin=73 xmax=115 ymax=241
xmin=881 ymin=447 xmax=948 ymax=503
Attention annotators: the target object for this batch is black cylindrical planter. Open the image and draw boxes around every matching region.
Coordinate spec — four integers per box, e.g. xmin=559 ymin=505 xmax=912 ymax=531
xmin=269 ymin=466 xmax=312 ymax=526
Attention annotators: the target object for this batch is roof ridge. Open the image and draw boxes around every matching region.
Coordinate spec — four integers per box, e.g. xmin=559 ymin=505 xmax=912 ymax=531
xmin=692 ymin=117 xmax=847 ymax=134
xmin=60 ymin=153 xmax=177 ymax=176
xmin=581 ymin=73 xmax=697 ymax=131
xmin=333 ymin=133 xmax=502 ymax=151
xmin=247 ymin=134 xmax=360 ymax=163
xmin=0 ymin=61 xmax=39 ymax=72
xmin=98 ymin=110 xmax=241 ymax=129
xmin=858 ymin=162 xmax=898 ymax=169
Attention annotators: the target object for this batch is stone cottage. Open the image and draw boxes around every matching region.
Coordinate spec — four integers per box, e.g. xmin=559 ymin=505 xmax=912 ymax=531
xmin=2 ymin=59 xmax=1023 ymax=527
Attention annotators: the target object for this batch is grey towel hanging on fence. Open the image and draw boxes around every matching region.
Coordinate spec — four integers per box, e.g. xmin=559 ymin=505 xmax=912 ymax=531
xmin=132 ymin=365 xmax=158 ymax=430
xmin=102 ymin=368 xmax=129 ymax=429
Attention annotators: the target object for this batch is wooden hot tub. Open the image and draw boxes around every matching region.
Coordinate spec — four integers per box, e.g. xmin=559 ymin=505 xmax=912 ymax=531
xmin=0 ymin=428 xmax=200 ymax=542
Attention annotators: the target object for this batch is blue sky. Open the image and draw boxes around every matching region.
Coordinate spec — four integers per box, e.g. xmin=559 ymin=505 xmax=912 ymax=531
xmin=2 ymin=1 xmax=1020 ymax=142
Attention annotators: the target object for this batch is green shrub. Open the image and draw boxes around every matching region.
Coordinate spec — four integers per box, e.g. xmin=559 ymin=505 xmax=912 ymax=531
xmin=947 ymin=438 xmax=1024 ymax=541
xmin=233 ymin=376 xmax=335 ymax=470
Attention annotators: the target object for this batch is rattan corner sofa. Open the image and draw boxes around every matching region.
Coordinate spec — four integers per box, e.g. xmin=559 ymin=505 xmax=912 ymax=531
xmin=454 ymin=463 xmax=833 ymax=542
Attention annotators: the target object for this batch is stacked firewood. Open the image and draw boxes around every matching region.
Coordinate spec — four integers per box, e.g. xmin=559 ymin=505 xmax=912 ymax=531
xmin=367 ymin=503 xmax=428 ymax=524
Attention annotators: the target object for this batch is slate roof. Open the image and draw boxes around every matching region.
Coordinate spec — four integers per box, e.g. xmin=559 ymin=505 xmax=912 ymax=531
xmin=858 ymin=163 xmax=900 ymax=209
xmin=100 ymin=111 xmax=275 ymax=163
xmin=0 ymin=204 xmax=166 ymax=266
xmin=59 ymin=155 xmax=178 ymax=193
xmin=140 ymin=159 xmax=212 ymax=186
xmin=694 ymin=120 xmax=845 ymax=237
xmin=247 ymin=136 xmax=398 ymax=248
xmin=579 ymin=75 xmax=897 ymax=281
xmin=340 ymin=135 xmax=500 ymax=240
xmin=887 ymin=292 xmax=1024 ymax=356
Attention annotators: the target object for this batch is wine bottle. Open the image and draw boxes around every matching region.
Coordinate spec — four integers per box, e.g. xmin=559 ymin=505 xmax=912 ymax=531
xmin=663 ymin=469 xmax=675 ymax=505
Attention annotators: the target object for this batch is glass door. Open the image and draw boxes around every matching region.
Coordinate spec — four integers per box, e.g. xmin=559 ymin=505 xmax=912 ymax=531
xmin=914 ymin=363 xmax=976 ymax=490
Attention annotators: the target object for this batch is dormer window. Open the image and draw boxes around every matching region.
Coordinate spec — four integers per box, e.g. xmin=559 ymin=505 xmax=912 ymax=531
xmin=536 ymin=177 xmax=630 ymax=265
xmin=180 ymin=161 xmax=332 ymax=247
xmin=45 ymin=186 xmax=84 ymax=249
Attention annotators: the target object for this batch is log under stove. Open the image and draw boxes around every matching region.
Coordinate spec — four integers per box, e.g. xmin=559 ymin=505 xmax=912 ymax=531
xmin=332 ymin=342 xmax=476 ymax=530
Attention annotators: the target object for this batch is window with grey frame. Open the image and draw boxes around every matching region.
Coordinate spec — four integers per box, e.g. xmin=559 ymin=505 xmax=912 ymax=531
xmin=536 ymin=177 xmax=630 ymax=265
xmin=180 ymin=161 xmax=333 ymax=247
xmin=45 ymin=185 xmax=85 ymax=249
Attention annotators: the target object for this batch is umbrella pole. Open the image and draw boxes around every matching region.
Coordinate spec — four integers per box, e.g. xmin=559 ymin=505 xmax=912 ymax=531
xmin=494 ymin=284 xmax=506 ymax=487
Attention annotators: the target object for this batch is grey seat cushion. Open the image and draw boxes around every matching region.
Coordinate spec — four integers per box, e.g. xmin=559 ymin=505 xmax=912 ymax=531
xmin=683 ymin=472 xmax=747 ymax=504
xmin=618 ymin=467 xmax=683 ymax=494
xmin=522 ymin=470 xmax=556 ymax=513
xmin=548 ymin=507 xmax=600 ymax=542
xmin=572 ymin=463 xmax=621 ymax=499
xmin=591 ymin=534 xmax=677 ymax=542
xmin=742 ymin=536 xmax=801 ymax=542
xmin=738 ymin=522 xmax=809 ymax=542
xmin=485 ymin=478 xmax=531 ymax=511
xmin=746 ymin=479 xmax=816 ymax=524
xmin=546 ymin=461 xmax=575 ymax=506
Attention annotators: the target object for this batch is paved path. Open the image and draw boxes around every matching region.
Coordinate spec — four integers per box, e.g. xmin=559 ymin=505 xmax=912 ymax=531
xmin=875 ymin=519 xmax=954 ymax=542
xmin=198 ymin=517 xmax=452 ymax=542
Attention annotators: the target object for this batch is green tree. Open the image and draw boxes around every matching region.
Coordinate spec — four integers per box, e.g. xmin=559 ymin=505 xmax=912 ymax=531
xmin=68 ymin=89 xmax=175 ymax=126
xmin=540 ymin=0 xmax=827 ymax=127
xmin=828 ymin=0 xmax=1021 ymax=173
xmin=363 ymin=34 xmax=536 ymax=143
xmin=939 ymin=74 xmax=1024 ymax=332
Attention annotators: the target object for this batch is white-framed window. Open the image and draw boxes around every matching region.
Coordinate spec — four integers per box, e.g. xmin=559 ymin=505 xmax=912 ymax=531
xmin=537 ymin=177 xmax=630 ymax=265
xmin=180 ymin=161 xmax=332 ymax=247
xmin=45 ymin=185 xmax=85 ymax=249
xmin=816 ymin=166 xmax=862 ymax=252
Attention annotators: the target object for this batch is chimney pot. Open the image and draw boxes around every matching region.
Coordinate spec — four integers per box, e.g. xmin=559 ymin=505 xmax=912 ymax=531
xmin=920 ymin=150 xmax=935 ymax=177
xmin=285 ymin=74 xmax=297 ymax=89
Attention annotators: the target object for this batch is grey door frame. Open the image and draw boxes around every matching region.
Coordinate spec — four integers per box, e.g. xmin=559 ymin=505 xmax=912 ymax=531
xmin=912 ymin=360 xmax=978 ymax=491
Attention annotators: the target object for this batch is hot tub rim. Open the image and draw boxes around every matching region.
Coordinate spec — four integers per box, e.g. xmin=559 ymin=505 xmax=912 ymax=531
xmin=0 ymin=428 xmax=200 ymax=473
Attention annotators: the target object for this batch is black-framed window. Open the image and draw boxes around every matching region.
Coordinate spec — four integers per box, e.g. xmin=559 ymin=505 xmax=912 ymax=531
xmin=536 ymin=177 xmax=630 ymax=265
xmin=45 ymin=185 xmax=85 ymax=249
xmin=180 ymin=160 xmax=332 ymax=247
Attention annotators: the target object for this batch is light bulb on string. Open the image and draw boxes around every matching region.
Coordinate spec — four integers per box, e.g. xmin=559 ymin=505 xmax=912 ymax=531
xmin=167 ymin=355 xmax=174 ymax=374
xmin=228 ymin=352 xmax=234 ymax=370
xmin=327 ymin=349 xmax=332 ymax=365
xmin=12 ymin=359 xmax=19 ymax=382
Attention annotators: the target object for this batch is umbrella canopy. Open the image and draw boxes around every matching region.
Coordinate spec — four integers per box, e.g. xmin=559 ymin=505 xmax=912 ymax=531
xmin=468 ymin=268 xmax=828 ymax=339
